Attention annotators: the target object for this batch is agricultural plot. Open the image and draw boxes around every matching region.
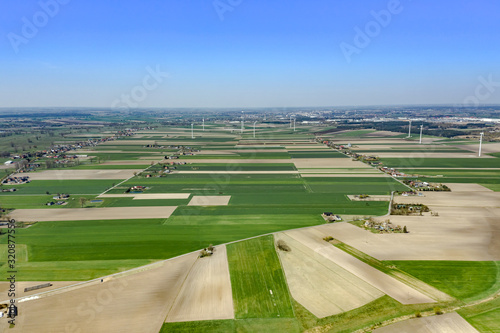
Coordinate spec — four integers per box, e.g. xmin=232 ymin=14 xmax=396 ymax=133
xmin=0 ymin=179 xmax=117 ymax=195
xmin=0 ymin=253 xmax=199 ymax=333
xmin=373 ymin=312 xmax=479 ymax=333
xmin=11 ymin=169 xmax=142 ymax=180
xmin=187 ymin=195 xmax=231 ymax=206
xmin=165 ymin=245 xmax=234 ymax=322
xmin=283 ymin=228 xmax=436 ymax=304
xmin=227 ymin=235 xmax=294 ymax=319
xmin=380 ymin=157 xmax=500 ymax=168
xmin=275 ymin=233 xmax=383 ymax=318
xmin=10 ymin=206 xmax=178 ymax=221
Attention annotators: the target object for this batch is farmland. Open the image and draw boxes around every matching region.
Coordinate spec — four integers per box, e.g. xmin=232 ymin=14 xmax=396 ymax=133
xmin=227 ymin=235 xmax=294 ymax=319
xmin=0 ymin=122 xmax=499 ymax=333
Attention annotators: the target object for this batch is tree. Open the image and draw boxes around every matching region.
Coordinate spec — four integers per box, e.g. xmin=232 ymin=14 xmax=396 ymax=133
xmin=403 ymin=226 xmax=408 ymax=233
xmin=79 ymin=197 xmax=88 ymax=208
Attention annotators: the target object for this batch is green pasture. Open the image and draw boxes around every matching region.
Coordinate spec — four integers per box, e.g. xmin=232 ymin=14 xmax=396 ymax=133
xmin=0 ymin=180 xmax=117 ymax=195
xmin=388 ymin=261 xmax=500 ymax=301
xmin=227 ymin=235 xmax=294 ymax=319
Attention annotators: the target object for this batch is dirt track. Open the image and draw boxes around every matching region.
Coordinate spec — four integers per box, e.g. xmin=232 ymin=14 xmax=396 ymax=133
xmin=276 ymin=233 xmax=383 ymax=318
xmin=373 ymin=312 xmax=479 ymax=333
xmin=165 ymin=245 xmax=234 ymax=322
xmin=10 ymin=206 xmax=178 ymax=221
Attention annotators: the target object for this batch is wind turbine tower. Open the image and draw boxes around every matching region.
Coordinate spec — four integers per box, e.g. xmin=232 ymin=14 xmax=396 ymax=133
xmin=202 ymin=118 xmax=205 ymax=131
xmin=293 ymin=117 xmax=296 ymax=132
xmin=407 ymin=120 xmax=412 ymax=138
xmin=253 ymin=121 xmax=257 ymax=138
xmin=419 ymin=125 xmax=423 ymax=144
xmin=191 ymin=123 xmax=194 ymax=139
xmin=479 ymin=132 xmax=484 ymax=157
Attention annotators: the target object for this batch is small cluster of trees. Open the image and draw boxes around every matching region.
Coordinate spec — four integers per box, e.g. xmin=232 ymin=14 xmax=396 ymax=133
xmin=276 ymin=240 xmax=291 ymax=252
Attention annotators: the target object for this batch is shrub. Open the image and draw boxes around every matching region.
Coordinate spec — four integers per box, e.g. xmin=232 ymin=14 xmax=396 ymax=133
xmin=415 ymin=311 xmax=422 ymax=318
xmin=323 ymin=236 xmax=334 ymax=242
xmin=277 ymin=240 xmax=291 ymax=252
xmin=434 ymin=307 xmax=443 ymax=315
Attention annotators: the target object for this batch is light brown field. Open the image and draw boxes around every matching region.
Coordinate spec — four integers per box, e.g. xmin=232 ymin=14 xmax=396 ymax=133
xmin=98 ymin=193 xmax=191 ymax=199
xmin=347 ymin=195 xmax=391 ymax=201
xmin=101 ymin=160 xmax=161 ymax=165
xmin=368 ymin=152 xmax=491 ymax=158
xmin=188 ymin=196 xmax=231 ymax=206
xmin=163 ymin=158 xmax=293 ymax=164
xmin=283 ymin=228 xmax=436 ymax=304
xmin=0 ymin=253 xmax=199 ymax=333
xmin=177 ymin=170 xmax=298 ymax=174
xmin=292 ymin=158 xmax=373 ymax=169
xmin=301 ymin=173 xmax=388 ymax=177
xmin=275 ymin=233 xmax=383 ymax=318
xmin=165 ymin=245 xmax=234 ymax=322
xmin=323 ymin=185 xmax=500 ymax=261
xmin=0 ymin=281 xmax=78 ymax=299
xmin=10 ymin=206 xmax=178 ymax=222
xmin=456 ymin=142 xmax=500 ymax=154
xmin=297 ymin=168 xmax=381 ymax=173
xmin=13 ymin=169 xmax=142 ymax=180
xmin=373 ymin=312 xmax=479 ymax=333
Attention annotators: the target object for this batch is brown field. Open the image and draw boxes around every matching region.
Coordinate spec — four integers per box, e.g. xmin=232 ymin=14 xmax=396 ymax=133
xmin=456 ymin=142 xmax=500 ymax=154
xmin=10 ymin=206 xmax=178 ymax=222
xmin=0 ymin=253 xmax=199 ymax=333
xmin=187 ymin=196 xmax=231 ymax=206
xmin=177 ymin=171 xmax=298 ymax=174
xmin=292 ymin=158 xmax=373 ymax=169
xmin=347 ymin=195 xmax=391 ymax=201
xmin=283 ymin=228 xmax=436 ymax=304
xmin=368 ymin=152 xmax=491 ymax=158
xmin=163 ymin=158 xmax=293 ymax=164
xmin=301 ymin=173 xmax=388 ymax=177
xmin=98 ymin=193 xmax=191 ymax=199
xmin=322 ymin=185 xmax=500 ymax=261
xmin=297 ymin=168 xmax=380 ymax=173
xmin=0 ymin=281 xmax=78 ymax=299
xmin=101 ymin=160 xmax=162 ymax=165
xmin=276 ymin=233 xmax=383 ymax=318
xmin=373 ymin=312 xmax=479 ymax=333
xmin=13 ymin=169 xmax=142 ymax=180
xmin=165 ymin=245 xmax=234 ymax=322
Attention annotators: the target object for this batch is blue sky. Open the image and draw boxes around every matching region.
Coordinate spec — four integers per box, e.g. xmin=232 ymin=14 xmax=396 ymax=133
xmin=1 ymin=0 xmax=499 ymax=108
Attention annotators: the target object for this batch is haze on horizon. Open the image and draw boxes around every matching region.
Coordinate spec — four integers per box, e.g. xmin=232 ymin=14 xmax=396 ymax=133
xmin=1 ymin=0 xmax=499 ymax=108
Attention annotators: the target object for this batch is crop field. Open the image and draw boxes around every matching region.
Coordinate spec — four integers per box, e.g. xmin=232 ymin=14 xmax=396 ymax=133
xmin=227 ymin=235 xmax=294 ymax=319
xmin=459 ymin=297 xmax=500 ymax=333
xmin=387 ymin=261 xmax=500 ymax=301
xmin=0 ymin=179 xmax=117 ymax=195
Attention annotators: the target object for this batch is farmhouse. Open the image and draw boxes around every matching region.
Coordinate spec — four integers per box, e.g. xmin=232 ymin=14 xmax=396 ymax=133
xmin=322 ymin=212 xmax=342 ymax=222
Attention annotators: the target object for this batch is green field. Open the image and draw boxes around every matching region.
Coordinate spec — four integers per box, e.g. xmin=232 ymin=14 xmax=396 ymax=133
xmin=389 ymin=261 xmax=500 ymax=301
xmin=160 ymin=318 xmax=300 ymax=333
xmin=0 ymin=218 xmax=321 ymax=280
xmin=227 ymin=235 xmax=294 ymax=319
xmin=0 ymin=179 xmax=117 ymax=195
xmin=458 ymin=297 xmax=500 ymax=333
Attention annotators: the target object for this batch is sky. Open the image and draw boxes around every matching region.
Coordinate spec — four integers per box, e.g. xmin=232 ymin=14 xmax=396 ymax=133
xmin=1 ymin=0 xmax=499 ymax=108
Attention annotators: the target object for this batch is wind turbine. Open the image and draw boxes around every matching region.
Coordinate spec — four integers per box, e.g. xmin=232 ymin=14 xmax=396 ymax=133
xmin=419 ymin=125 xmax=423 ymax=144
xmin=191 ymin=123 xmax=194 ymax=139
xmin=293 ymin=117 xmax=296 ymax=132
xmin=479 ymin=132 xmax=484 ymax=157
xmin=202 ymin=118 xmax=205 ymax=131
xmin=407 ymin=120 xmax=412 ymax=138
xmin=241 ymin=111 xmax=245 ymax=134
